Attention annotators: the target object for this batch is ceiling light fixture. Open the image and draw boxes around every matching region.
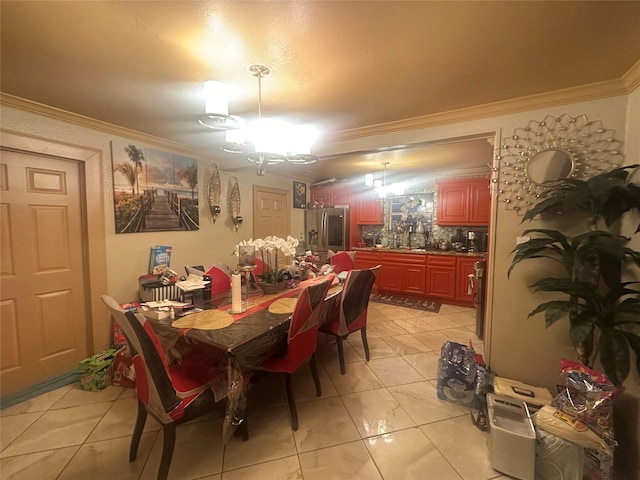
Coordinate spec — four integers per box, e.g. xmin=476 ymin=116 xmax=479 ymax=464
xmin=200 ymin=64 xmax=320 ymax=176
xmin=364 ymin=161 xmax=405 ymax=198
xmin=198 ymin=80 xmax=243 ymax=130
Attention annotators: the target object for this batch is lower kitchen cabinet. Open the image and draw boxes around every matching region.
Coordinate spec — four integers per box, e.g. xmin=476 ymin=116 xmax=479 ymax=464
xmin=426 ymin=255 xmax=456 ymax=301
xmin=379 ymin=252 xmax=426 ymax=295
xmin=353 ymin=251 xmax=382 ymax=289
xmin=355 ymin=250 xmax=483 ymax=305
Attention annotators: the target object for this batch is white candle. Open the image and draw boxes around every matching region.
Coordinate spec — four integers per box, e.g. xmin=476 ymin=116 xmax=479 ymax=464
xmin=231 ymin=273 xmax=242 ymax=313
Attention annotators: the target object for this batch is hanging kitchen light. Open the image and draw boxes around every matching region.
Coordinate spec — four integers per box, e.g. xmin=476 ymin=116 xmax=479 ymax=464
xmin=364 ymin=161 xmax=405 ymax=198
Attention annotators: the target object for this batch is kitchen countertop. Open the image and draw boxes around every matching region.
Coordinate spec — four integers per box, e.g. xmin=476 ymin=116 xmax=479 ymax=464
xmin=354 ymin=247 xmax=487 ymax=257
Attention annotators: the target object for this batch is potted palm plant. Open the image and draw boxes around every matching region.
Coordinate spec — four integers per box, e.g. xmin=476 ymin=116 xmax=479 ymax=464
xmin=509 ymin=164 xmax=640 ymax=387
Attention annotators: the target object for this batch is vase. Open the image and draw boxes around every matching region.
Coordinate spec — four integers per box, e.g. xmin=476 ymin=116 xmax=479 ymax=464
xmin=257 ymin=282 xmax=286 ymax=294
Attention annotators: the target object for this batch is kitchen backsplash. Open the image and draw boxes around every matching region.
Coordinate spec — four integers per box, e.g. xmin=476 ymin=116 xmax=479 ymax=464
xmin=361 ymin=192 xmax=488 ymax=251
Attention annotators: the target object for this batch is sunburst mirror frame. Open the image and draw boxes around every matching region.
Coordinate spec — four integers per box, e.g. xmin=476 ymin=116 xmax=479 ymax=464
xmin=494 ymin=114 xmax=625 ymax=213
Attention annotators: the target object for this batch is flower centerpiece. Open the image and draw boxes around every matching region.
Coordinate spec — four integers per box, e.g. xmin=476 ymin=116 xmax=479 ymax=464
xmin=235 ymin=235 xmax=299 ymax=292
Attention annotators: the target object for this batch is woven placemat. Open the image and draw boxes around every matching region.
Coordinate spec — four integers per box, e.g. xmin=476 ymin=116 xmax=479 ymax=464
xmin=268 ymin=298 xmax=298 ymax=314
xmin=327 ymin=285 xmax=343 ymax=296
xmin=172 ymin=309 xmax=234 ymax=330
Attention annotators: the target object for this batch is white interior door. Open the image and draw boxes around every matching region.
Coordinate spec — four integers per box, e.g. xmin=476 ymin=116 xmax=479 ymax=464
xmin=253 ymin=186 xmax=290 ymax=267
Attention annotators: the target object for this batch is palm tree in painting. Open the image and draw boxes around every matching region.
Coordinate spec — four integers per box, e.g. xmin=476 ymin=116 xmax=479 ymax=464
xmin=124 ymin=145 xmax=145 ymax=195
xmin=114 ymin=163 xmax=137 ymax=196
xmin=178 ymin=162 xmax=198 ymax=199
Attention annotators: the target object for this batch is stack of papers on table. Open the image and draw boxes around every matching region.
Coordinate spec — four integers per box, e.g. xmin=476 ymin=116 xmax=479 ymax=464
xmin=175 ymin=274 xmax=211 ymax=292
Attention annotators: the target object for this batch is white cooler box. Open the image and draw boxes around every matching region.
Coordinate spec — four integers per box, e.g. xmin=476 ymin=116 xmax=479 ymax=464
xmin=488 ymin=393 xmax=536 ymax=480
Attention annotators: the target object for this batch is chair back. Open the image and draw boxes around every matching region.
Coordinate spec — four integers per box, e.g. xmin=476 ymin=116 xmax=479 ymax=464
xmin=329 ymin=251 xmax=356 ymax=274
xmin=206 ymin=262 xmax=231 ymax=295
xmin=327 ymin=265 xmax=381 ymax=336
xmin=102 ymin=295 xmax=181 ymax=423
xmin=283 ymin=277 xmax=334 ymax=370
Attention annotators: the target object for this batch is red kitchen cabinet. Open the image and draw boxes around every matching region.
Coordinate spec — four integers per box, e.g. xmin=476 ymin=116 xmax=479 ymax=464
xmin=310 ymin=185 xmax=351 ymax=207
xmin=468 ymin=180 xmax=491 ymax=224
xmin=426 ymin=255 xmax=456 ymax=301
xmin=436 ymin=177 xmax=490 ymax=226
xmin=354 ymin=251 xmax=382 ymax=289
xmin=404 ymin=263 xmax=427 ymax=295
xmin=379 ymin=262 xmax=403 ymax=292
xmin=355 ymin=190 xmax=383 ymax=225
xmin=330 ymin=186 xmax=351 ymax=205
xmin=455 ymin=256 xmax=483 ymax=305
xmin=310 ymin=185 xmax=331 ymax=206
xmin=379 ymin=252 xmax=426 ymax=295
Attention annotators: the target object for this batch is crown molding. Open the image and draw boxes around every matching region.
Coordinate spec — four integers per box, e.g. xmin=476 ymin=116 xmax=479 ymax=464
xmin=2 ymin=68 xmax=637 ymax=156
xmin=0 ymin=93 xmax=209 ymax=160
xmin=622 ymin=59 xmax=640 ymax=92
xmin=325 ymin=78 xmax=631 ymax=144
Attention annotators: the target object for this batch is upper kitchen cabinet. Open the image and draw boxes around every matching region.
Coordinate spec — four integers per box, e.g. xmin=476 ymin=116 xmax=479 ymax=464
xmin=355 ymin=190 xmax=383 ymax=224
xmin=310 ymin=184 xmax=351 ymax=207
xmin=436 ymin=177 xmax=491 ymax=226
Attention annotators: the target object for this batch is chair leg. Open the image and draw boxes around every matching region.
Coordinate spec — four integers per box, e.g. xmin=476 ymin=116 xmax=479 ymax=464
xmin=360 ymin=327 xmax=370 ymax=362
xmin=158 ymin=423 xmax=176 ymax=480
xmin=336 ymin=336 xmax=346 ymax=375
xmin=240 ymin=395 xmax=249 ymax=441
xmin=282 ymin=373 xmax=298 ymax=431
xmin=310 ymin=353 xmax=322 ymax=397
xmin=130 ymin=399 xmax=148 ymax=462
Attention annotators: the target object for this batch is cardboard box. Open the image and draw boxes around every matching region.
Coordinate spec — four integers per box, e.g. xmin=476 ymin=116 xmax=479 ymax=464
xmin=149 ymin=245 xmax=172 ymax=275
xmin=493 ymin=376 xmax=553 ymax=412
xmin=77 ymin=349 xmax=117 ymax=392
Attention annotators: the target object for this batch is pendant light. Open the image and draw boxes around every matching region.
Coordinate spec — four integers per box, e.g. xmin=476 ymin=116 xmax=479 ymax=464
xmin=199 ymin=64 xmax=319 ymax=176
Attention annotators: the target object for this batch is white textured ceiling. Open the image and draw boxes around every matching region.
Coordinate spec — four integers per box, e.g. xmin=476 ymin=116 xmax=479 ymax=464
xmin=1 ymin=1 xmax=639 ymax=183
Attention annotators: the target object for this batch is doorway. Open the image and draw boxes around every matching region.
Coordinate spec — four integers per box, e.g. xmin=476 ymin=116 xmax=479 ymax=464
xmin=252 ymin=185 xmax=290 ymax=239
xmin=1 ymin=151 xmax=89 ymax=394
xmin=252 ymin=186 xmax=291 ymax=267
xmin=0 ymin=131 xmax=108 ymax=399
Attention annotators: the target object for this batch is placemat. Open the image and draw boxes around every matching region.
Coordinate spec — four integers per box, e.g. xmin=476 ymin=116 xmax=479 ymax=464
xmin=268 ymin=297 xmax=298 ymax=314
xmin=327 ymin=285 xmax=343 ymax=296
xmin=172 ymin=309 xmax=234 ymax=330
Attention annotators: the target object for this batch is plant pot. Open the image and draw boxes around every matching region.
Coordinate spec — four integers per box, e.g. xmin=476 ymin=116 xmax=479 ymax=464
xmin=257 ymin=282 xmax=286 ymax=295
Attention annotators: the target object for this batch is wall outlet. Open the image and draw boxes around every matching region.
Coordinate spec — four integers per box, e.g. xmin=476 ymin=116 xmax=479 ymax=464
xmin=516 ymin=236 xmax=531 ymax=244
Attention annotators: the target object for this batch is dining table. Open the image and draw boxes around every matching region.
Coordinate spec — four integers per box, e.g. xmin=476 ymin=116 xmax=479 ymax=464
xmin=148 ymin=275 xmax=341 ymax=442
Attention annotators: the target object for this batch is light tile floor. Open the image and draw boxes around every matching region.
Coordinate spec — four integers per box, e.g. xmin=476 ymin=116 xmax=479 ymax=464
xmin=1 ymin=302 xmax=510 ymax=480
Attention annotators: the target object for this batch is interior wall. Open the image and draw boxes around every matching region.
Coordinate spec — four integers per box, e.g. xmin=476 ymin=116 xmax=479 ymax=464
xmin=0 ymin=104 xmax=306 ymax=331
xmin=0 ymin=93 xmax=634 ymax=392
xmin=326 ymin=95 xmax=632 ymax=391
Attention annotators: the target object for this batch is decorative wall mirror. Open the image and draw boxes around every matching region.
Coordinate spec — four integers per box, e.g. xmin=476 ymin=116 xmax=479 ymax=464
xmin=495 ymin=114 xmax=624 ymax=213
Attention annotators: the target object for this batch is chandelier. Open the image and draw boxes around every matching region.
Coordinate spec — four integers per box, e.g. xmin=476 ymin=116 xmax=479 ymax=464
xmin=199 ymin=64 xmax=319 ymax=176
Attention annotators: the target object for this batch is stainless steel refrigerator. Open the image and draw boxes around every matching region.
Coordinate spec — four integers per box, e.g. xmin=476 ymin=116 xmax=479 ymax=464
xmin=305 ymin=207 xmax=350 ymax=261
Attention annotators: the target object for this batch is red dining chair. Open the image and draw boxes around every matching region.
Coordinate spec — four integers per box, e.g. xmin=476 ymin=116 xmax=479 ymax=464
xmin=101 ymin=295 xmax=243 ymax=480
xmin=254 ymin=276 xmax=334 ymax=431
xmin=205 ymin=262 xmax=231 ymax=296
xmin=329 ymin=250 xmax=356 ymax=274
xmin=319 ymin=265 xmax=381 ymax=374
xmin=252 ymin=258 xmax=269 ymax=279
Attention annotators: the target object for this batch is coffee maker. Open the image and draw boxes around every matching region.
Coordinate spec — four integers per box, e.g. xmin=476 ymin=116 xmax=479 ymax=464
xmin=467 ymin=230 xmax=488 ymax=252
xmin=467 ymin=231 xmax=477 ymax=252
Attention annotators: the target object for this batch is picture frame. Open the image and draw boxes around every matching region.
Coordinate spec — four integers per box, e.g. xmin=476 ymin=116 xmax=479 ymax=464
xmin=293 ymin=181 xmax=307 ymax=209
xmin=110 ymin=140 xmax=199 ymax=233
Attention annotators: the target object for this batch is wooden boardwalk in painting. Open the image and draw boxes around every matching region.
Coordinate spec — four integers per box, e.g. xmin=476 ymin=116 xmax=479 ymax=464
xmin=143 ymin=197 xmax=182 ymax=231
